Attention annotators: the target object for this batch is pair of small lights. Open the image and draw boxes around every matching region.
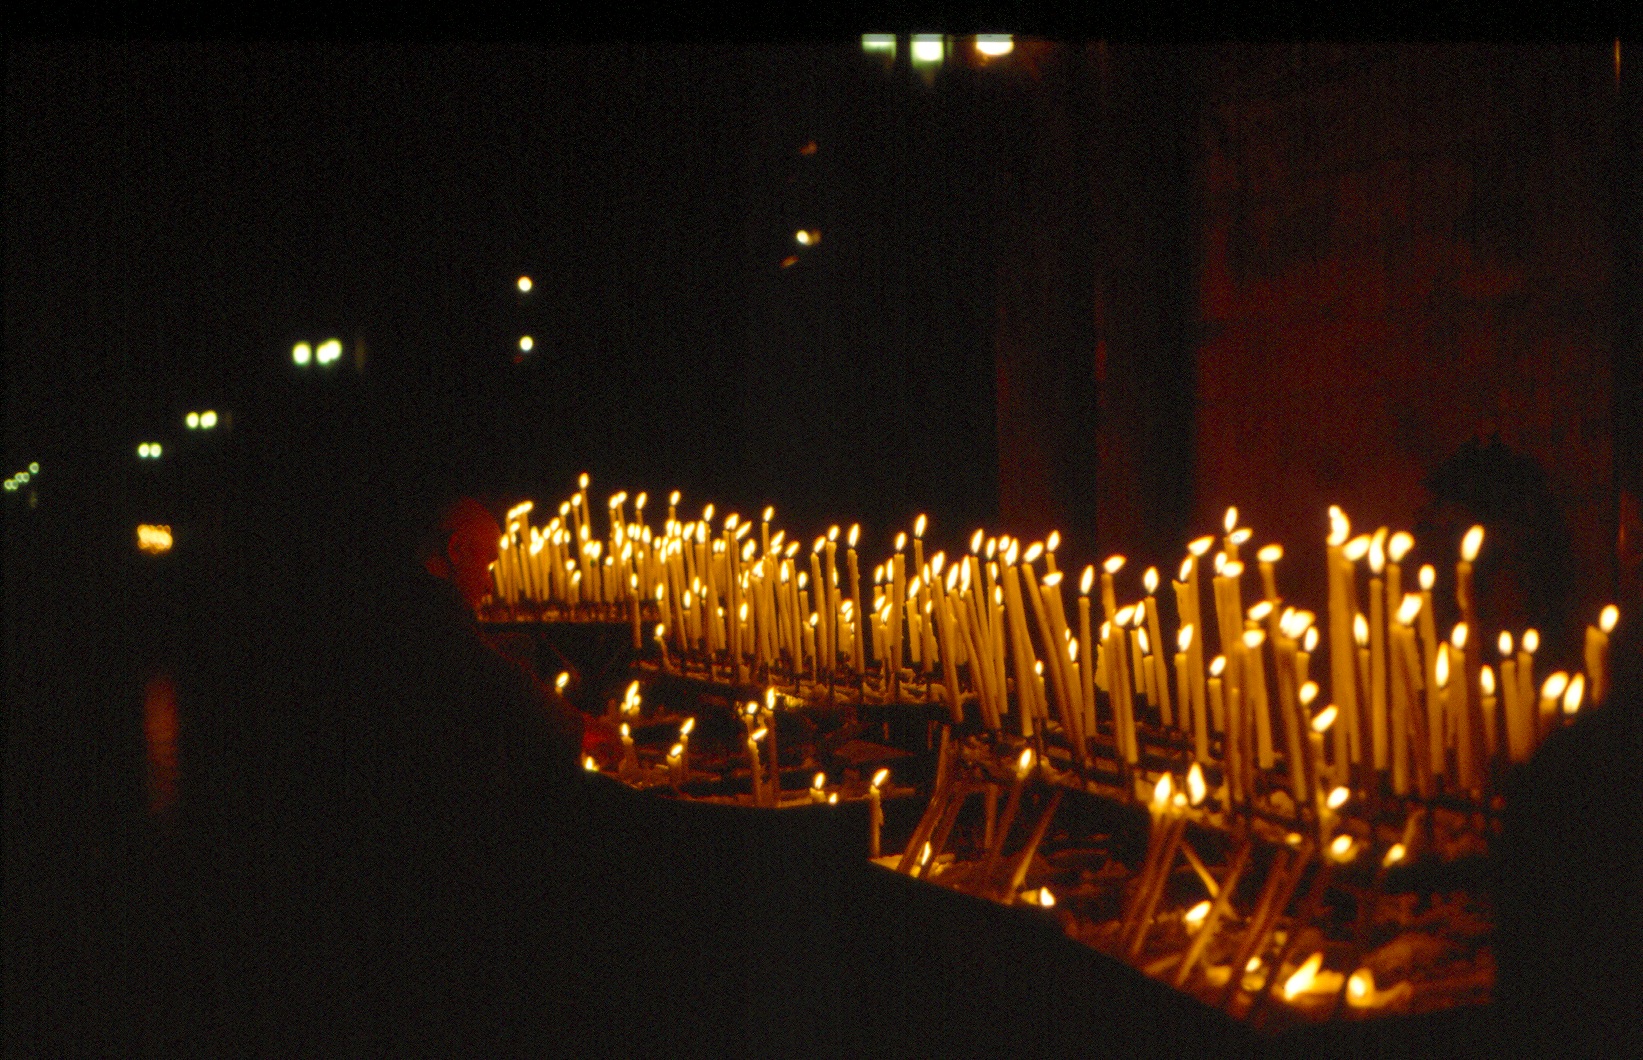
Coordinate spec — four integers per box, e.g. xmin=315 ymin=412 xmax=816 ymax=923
xmin=137 ymin=443 xmax=164 ymax=459
xmin=794 ymin=229 xmax=821 ymax=247
xmin=185 ymin=411 xmax=219 ymax=430
xmin=292 ymin=339 xmax=344 ymax=366
xmin=136 ymin=524 xmax=174 ymax=554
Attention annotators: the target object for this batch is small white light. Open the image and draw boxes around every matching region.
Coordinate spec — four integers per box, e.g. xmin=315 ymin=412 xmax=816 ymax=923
xmin=519 ymin=335 xmax=534 ymax=352
xmin=200 ymin=410 xmax=218 ymax=429
xmin=186 ymin=412 xmax=200 ymax=429
xmin=292 ymin=342 xmax=312 ymax=365
xmin=911 ymin=34 xmax=945 ymax=64
xmin=517 ymin=276 xmax=533 ymax=292
xmin=862 ymin=33 xmax=896 ymax=53
xmin=317 ymin=339 xmax=343 ymax=365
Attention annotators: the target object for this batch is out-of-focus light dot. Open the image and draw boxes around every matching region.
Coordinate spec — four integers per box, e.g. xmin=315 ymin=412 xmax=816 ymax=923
xmin=18 ymin=472 xmax=29 ymax=483
xmin=292 ymin=342 xmax=312 ymax=365
xmin=151 ymin=443 xmax=162 ymax=458
xmin=517 ymin=276 xmax=533 ymax=293
xmin=861 ymin=34 xmax=895 ymax=53
xmin=317 ymin=339 xmax=342 ymax=365
xmin=976 ymin=35 xmax=1013 ymax=56
xmin=186 ymin=412 xmax=200 ymax=429
xmin=28 ymin=463 xmax=39 ymax=474
xmin=519 ymin=335 xmax=534 ymax=352
xmin=200 ymin=411 xmax=218 ymax=429
xmin=780 ymin=255 xmax=799 ymax=269
xmin=138 ymin=443 xmax=150 ymax=458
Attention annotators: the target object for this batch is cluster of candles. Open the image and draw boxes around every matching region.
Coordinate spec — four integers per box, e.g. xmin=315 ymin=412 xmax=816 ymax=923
xmin=493 ymin=478 xmax=1620 ymax=814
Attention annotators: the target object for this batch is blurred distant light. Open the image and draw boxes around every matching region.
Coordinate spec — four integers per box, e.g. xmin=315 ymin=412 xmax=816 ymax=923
xmin=200 ymin=410 xmax=218 ymax=429
xmin=798 ymin=141 xmax=818 ymax=156
xmin=18 ymin=472 xmax=29 ymax=483
xmin=28 ymin=463 xmax=39 ymax=474
xmin=517 ymin=276 xmax=533 ymax=293
xmin=911 ymin=35 xmax=945 ymax=65
xmin=862 ymin=34 xmax=895 ymax=56
xmin=316 ymin=339 xmax=343 ymax=365
xmin=137 ymin=524 xmax=174 ymax=554
xmin=780 ymin=255 xmax=799 ymax=269
xmin=138 ymin=443 xmax=150 ymax=458
xmin=976 ymin=35 xmax=1013 ymax=56
xmin=3 ymin=481 xmax=14 ymax=492
xmin=186 ymin=412 xmax=200 ymax=429
xmin=519 ymin=335 xmax=534 ymax=352
xmin=795 ymin=230 xmax=812 ymax=246
xmin=292 ymin=342 xmax=313 ymax=366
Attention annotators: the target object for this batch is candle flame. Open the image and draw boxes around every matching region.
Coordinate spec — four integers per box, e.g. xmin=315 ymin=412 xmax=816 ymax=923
xmin=1178 ymin=557 xmax=1193 ymax=582
xmin=669 ymin=743 xmax=684 ymax=761
xmin=1499 ymin=631 xmax=1514 ymax=656
xmin=985 ymin=538 xmax=997 ymax=559
xmin=1563 ymin=673 xmax=1585 ymax=714
xmin=1153 ymin=772 xmax=1174 ymax=808
xmin=896 ymin=532 xmax=907 ymax=551
xmin=579 ymin=473 xmax=589 ymax=489
xmin=1081 ymin=566 xmax=1096 ymax=595
xmin=1419 ymin=564 xmax=1435 ymax=591
xmin=1210 ymin=655 xmax=1226 ymax=677
xmin=1523 ymin=629 xmax=1539 ymax=653
xmin=1179 ymin=625 xmax=1194 ymax=652
xmin=947 ymin=564 xmax=960 ymax=591
xmin=1023 ymin=542 xmax=1044 ymax=564
xmin=1480 ymin=665 xmax=1496 ymax=696
xmin=739 ymin=602 xmax=749 ymax=621
xmin=1327 ymin=785 xmax=1349 ymax=810
xmin=1213 ymin=552 xmax=1227 ymax=575
xmin=1283 ymin=952 xmax=1324 ymax=1000
xmin=1257 ymin=544 xmax=1283 ymax=563
xmin=1038 ymin=887 xmax=1055 ymax=908
xmin=1139 ymin=566 xmax=1158 ymax=595
xmin=1347 ymin=968 xmax=1375 ymax=1006
xmin=584 ymin=756 xmax=598 ymax=771
xmin=1043 ymin=570 xmax=1063 ymax=587
xmin=620 ymin=723 xmax=630 ymax=738
xmin=1435 ymin=646 xmax=1451 ymax=688
xmin=1299 ymin=681 xmax=1320 ymax=707
xmin=872 ymin=767 xmax=890 ymax=789
xmin=1354 ymin=613 xmax=1369 ymax=647
xmin=1187 ymin=762 xmax=1207 ymax=805
xmin=1017 ymin=747 xmax=1035 ymax=775
xmin=971 ymin=529 xmax=985 ymax=553
xmin=1224 ymin=506 xmax=1238 ymax=533
xmin=1344 ymin=535 xmax=1370 ymax=562
xmin=1068 ymin=640 xmax=1078 ymax=662
xmin=829 ymin=793 xmax=838 ymax=804
xmin=1104 ymin=554 xmax=1126 ymax=574
xmin=1451 ymin=623 xmax=1468 ymax=650
xmin=1034 ymin=660 xmax=1043 ymax=674
xmin=1101 ymin=621 xmax=1112 ymax=640
xmin=1330 ymin=834 xmax=1355 ymax=860
xmin=919 ymin=842 xmax=932 ymax=867
xmin=1138 ymin=627 xmax=1151 ymax=655
xmin=1046 ymin=530 xmax=1060 ymax=552
xmin=1188 ymin=536 xmax=1214 ymax=557
xmin=555 ymin=672 xmax=571 ymax=692
xmin=814 ymin=537 xmax=826 ymax=555
xmin=1304 ymin=627 xmax=1319 ymax=652
xmin=812 ymin=772 xmax=826 ymax=791
xmin=932 ymin=552 xmax=946 ymax=577
xmin=1184 ymin=900 xmax=1211 ymax=930
xmin=1229 ymin=528 xmax=1253 ymax=545
xmin=1224 ymin=560 xmax=1244 ymax=579
xmin=1369 ymin=528 xmax=1387 ymax=575
xmin=751 ymin=726 xmax=767 ymax=742
xmin=1247 ymin=956 xmax=1265 ymax=974
xmin=1461 ymin=525 xmax=1484 ymax=562
xmin=914 ymin=514 xmax=927 ymax=538
xmin=1328 ymin=507 xmax=1349 ymax=547
xmin=1115 ymin=605 xmax=1136 ymax=626
xmin=1243 ymin=629 xmax=1266 ymax=649
xmin=809 ymin=613 xmax=819 ymax=627
xmin=1397 ymin=594 xmax=1422 ymax=625
xmin=826 ymin=525 xmax=839 ymax=542
xmin=1312 ymin=705 xmax=1337 ymax=733
xmin=1600 ymin=604 xmax=1619 ymax=634
xmin=1249 ymin=601 xmax=1273 ymax=622
xmin=1542 ymin=672 xmax=1568 ymax=702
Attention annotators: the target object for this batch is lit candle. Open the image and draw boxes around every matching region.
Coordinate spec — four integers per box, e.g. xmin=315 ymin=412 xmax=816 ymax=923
xmin=811 ymin=540 xmax=829 ymax=673
xmin=1101 ymin=554 xmax=1124 ymax=624
xmin=1450 ymin=624 xmax=1476 ymax=792
xmin=1208 ymin=655 xmax=1234 ymax=803
xmin=1242 ymin=627 xmax=1277 ymax=777
xmin=619 ymin=722 xmax=638 ymax=778
xmin=848 ymin=525 xmax=866 ymax=673
xmin=868 ymin=768 xmax=889 ymax=858
xmin=1417 ymin=565 xmax=1443 ymax=780
xmin=1537 ymin=671 xmax=1569 ymax=747
xmin=1079 ymin=568 xmax=1097 ymax=748
xmin=892 ymin=534 xmax=908 ymax=678
xmin=1562 ymin=672 xmax=1585 ymax=721
xmin=1364 ymin=532 xmax=1389 ymax=778
xmin=667 ymin=742 xmax=685 ymax=790
xmin=1223 ymin=507 xmax=1241 ymax=563
xmin=746 ymin=724 xmax=766 ymax=806
xmin=1390 ymin=594 xmax=1423 ymax=796
xmin=1179 ymin=626 xmax=1207 ymax=763
xmin=1518 ymin=629 xmax=1538 ymax=749
xmin=1586 ymin=605 xmax=1618 ymax=706
xmin=1499 ymin=632 xmax=1528 ymax=763
xmin=1175 ymin=559 xmax=1209 ymax=739
xmin=810 ymin=771 xmax=827 ymax=804
xmin=1479 ymin=664 xmax=1498 ymax=762
xmin=825 ymin=526 xmax=842 ymax=673
xmin=1142 ymin=567 xmax=1173 ymax=726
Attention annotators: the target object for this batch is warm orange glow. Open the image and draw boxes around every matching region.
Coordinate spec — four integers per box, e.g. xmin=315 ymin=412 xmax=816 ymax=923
xmin=1038 ymin=886 xmax=1055 ymax=908
xmin=1343 ymin=535 xmax=1370 ymax=562
xmin=872 ymin=767 xmax=889 ymax=789
xmin=1178 ymin=625 xmax=1194 ymax=652
xmin=1541 ymin=672 xmax=1568 ymax=702
xmin=1143 ymin=566 xmax=1158 ymax=594
xmin=1209 ymin=655 xmax=1226 ymax=678
xmin=1368 ymin=527 xmax=1387 ymax=574
xmin=1188 ymin=536 xmax=1214 ymax=557
xmin=1451 ymin=623 xmax=1468 ymax=650
xmin=1115 ymin=605 xmax=1136 ymax=627
xmin=1229 ymin=528 xmax=1252 ymax=546
xmin=1419 ymin=564 xmax=1436 ymax=591
xmin=1397 ymin=594 xmax=1422 ymax=626
xmin=1384 ymin=843 xmax=1406 ymax=867
xmin=1283 ymin=952 xmax=1324 ymax=1000
xmin=970 ymin=529 xmax=985 ymax=554
xmin=1524 ymin=628 xmax=1540 ymax=653
xmin=1223 ymin=560 xmax=1244 ymax=579
xmin=1480 ymin=665 xmax=1496 ymax=696
xmin=1249 ymin=601 xmax=1273 ymax=622
xmin=812 ymin=772 xmax=826 ymax=791
xmin=1600 ymin=605 xmax=1619 ymax=634
xmin=1329 ymin=834 xmax=1355 ymax=860
xmin=1327 ymin=785 xmax=1350 ymax=810
xmin=1152 ymin=772 xmax=1173 ymax=809
xmin=1327 ymin=507 xmax=1349 ymax=547
xmin=1042 ymin=570 xmax=1062 ymax=588
xmin=1242 ymin=628 xmax=1265 ymax=649
xmin=668 ymin=743 xmax=683 ymax=761
xmin=1499 ymin=631 xmax=1514 ymax=656
xmin=1138 ymin=627 xmax=1151 ymax=655
xmin=895 ymin=532 xmax=907 ymax=552
xmin=1184 ymin=900 xmax=1211 ymax=930
xmin=1312 ymin=705 xmax=1337 ymax=733
xmin=1435 ymin=647 xmax=1451 ymax=689
xmin=1224 ymin=506 xmax=1238 ymax=533
xmin=1298 ymin=681 xmax=1319 ymax=707
xmin=1461 ymin=525 xmax=1484 ymax=563
xmin=1046 ymin=530 xmax=1061 ymax=552
xmin=1187 ymin=763 xmax=1207 ymax=806
xmin=1178 ymin=557 xmax=1193 ymax=583
xmin=914 ymin=514 xmax=927 ymax=538
xmin=136 ymin=524 xmax=174 ymax=554
xmin=1104 ymin=554 xmax=1126 ymax=574
xmin=1303 ymin=627 xmax=1319 ymax=653
xmin=1023 ymin=542 xmax=1044 ymax=564
xmin=584 ymin=756 xmax=598 ymax=772
xmin=1017 ymin=747 xmax=1035 ymax=775
xmin=1079 ymin=566 xmax=1096 ymax=595
xmin=1563 ymin=673 xmax=1585 ymax=715
xmin=1347 ymin=968 xmax=1375 ymax=1006
xmin=1388 ymin=531 xmax=1414 ymax=563
xmin=1257 ymin=544 xmax=1283 ymax=563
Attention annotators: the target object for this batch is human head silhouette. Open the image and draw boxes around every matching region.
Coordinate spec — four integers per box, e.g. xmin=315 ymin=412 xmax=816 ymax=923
xmin=422 ymin=497 xmax=501 ymax=609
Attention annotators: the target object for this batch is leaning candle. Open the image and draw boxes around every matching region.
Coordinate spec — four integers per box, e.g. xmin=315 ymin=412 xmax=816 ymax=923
xmin=1586 ymin=605 xmax=1619 ymax=706
xmin=868 ymin=768 xmax=889 ymax=858
xmin=619 ymin=723 xmax=639 ymax=778
xmin=1079 ymin=568 xmax=1097 ymax=744
xmin=667 ymin=742 xmax=685 ymax=790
